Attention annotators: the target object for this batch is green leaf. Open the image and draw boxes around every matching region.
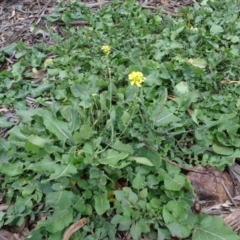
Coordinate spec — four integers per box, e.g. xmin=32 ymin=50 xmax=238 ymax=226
xmin=111 ymin=214 xmax=123 ymax=224
xmin=150 ymin=198 xmax=161 ymax=208
xmin=132 ymin=174 xmax=145 ymax=189
xmin=2 ymin=43 xmax=17 ymax=55
xmin=0 ymin=162 xmax=24 ymax=176
xmin=121 ymin=111 xmax=131 ymax=125
xmin=112 ymin=140 xmax=134 ymax=154
xmin=16 ymin=109 xmax=38 ymax=123
xmin=130 ymin=157 xmax=153 ymax=166
xmin=25 ymin=135 xmax=52 ymax=153
xmin=187 ymin=58 xmax=207 ymax=69
xmin=153 ymin=107 xmax=181 ymax=126
xmin=164 ymin=173 xmax=186 ymax=191
xmin=46 ymin=191 xmax=73 ymax=210
xmin=31 ymin=84 xmax=54 ymax=97
xmin=193 ymin=216 xmax=240 ymax=240
xmin=41 ymin=110 xmax=73 ymax=143
xmin=210 ymin=24 xmax=224 ymax=35
xmin=139 ymin=188 xmax=148 ymax=199
xmin=231 ymin=36 xmax=239 ymax=43
xmin=130 ymin=222 xmax=142 ymax=240
xmin=38 ymin=209 xmax=73 ymax=233
xmin=166 ymin=222 xmax=191 ymax=238
xmin=163 ymin=200 xmax=188 ymax=223
xmin=95 ymin=193 xmax=110 ymax=215
xmin=175 ymin=81 xmax=189 ymax=94
xmin=118 ymin=215 xmax=132 ymax=231
xmin=212 ymin=143 xmax=234 ymax=156
xmin=0 ymin=138 xmax=10 ymax=151
xmin=99 ymin=149 xmax=129 ymax=166
xmin=171 ymin=26 xmax=185 ymax=40
xmin=0 ymin=117 xmax=14 ymax=128
xmin=73 ymin=124 xmax=96 ymax=143
xmin=27 ymin=156 xmax=58 ymax=173
xmin=47 ymin=163 xmax=77 ymax=181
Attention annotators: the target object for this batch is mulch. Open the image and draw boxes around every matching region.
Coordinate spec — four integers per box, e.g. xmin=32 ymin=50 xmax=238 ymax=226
xmin=0 ymin=0 xmax=195 ymax=49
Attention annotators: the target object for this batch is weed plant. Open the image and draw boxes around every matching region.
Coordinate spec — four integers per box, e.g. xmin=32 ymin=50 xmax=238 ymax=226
xmin=1 ymin=0 xmax=240 ymax=239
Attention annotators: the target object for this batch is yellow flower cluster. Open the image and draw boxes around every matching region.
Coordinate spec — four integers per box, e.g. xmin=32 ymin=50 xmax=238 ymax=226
xmin=128 ymin=71 xmax=145 ymax=87
xmin=101 ymin=45 xmax=111 ymax=55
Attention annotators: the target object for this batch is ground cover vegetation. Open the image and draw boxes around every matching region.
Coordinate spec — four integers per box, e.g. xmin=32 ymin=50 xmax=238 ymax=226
xmin=1 ymin=0 xmax=240 ymax=239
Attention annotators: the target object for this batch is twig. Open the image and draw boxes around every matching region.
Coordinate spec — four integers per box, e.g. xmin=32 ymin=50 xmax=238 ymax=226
xmin=221 ymin=181 xmax=237 ymax=207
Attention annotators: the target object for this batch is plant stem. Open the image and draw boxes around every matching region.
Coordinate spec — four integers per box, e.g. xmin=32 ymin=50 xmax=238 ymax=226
xmin=106 ymin=56 xmax=114 ymax=141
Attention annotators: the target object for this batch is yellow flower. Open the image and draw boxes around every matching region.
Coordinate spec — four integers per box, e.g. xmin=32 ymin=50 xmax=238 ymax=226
xmin=128 ymin=71 xmax=146 ymax=87
xmin=101 ymin=45 xmax=111 ymax=55
xmin=91 ymin=93 xmax=97 ymax=97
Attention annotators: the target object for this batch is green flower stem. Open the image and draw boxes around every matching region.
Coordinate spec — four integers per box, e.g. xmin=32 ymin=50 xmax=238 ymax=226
xmin=117 ymin=87 xmax=139 ymax=139
xmin=106 ymin=56 xmax=114 ymax=142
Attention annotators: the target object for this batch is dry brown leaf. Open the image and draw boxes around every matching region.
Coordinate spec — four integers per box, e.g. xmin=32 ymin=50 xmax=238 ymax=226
xmin=32 ymin=68 xmax=45 ymax=79
xmin=0 ymin=107 xmax=9 ymax=113
xmin=62 ymin=217 xmax=89 ymax=240
xmin=221 ymin=80 xmax=240 ymax=84
xmin=9 ymin=9 xmax=15 ymax=19
xmin=187 ymin=108 xmax=194 ymax=115
xmin=224 ymin=208 xmax=240 ymax=232
xmin=167 ymin=95 xmax=178 ymax=100
xmin=0 ymin=204 xmax=12 ymax=211
xmin=0 ymin=229 xmax=18 ymax=240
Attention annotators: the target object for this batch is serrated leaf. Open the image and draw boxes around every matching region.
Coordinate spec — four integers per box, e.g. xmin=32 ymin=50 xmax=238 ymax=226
xmin=193 ymin=216 xmax=240 ymax=240
xmin=16 ymin=109 xmax=38 ymax=123
xmin=2 ymin=43 xmax=17 ymax=55
xmin=150 ymin=198 xmax=161 ymax=208
xmin=38 ymin=209 xmax=73 ymax=233
xmin=8 ymin=126 xmax=27 ymax=140
xmin=95 ymin=193 xmax=110 ymax=215
xmin=171 ymin=26 xmax=185 ymax=40
xmin=154 ymin=107 xmax=181 ymax=126
xmin=175 ymin=81 xmax=189 ymax=94
xmin=25 ymin=135 xmax=52 ymax=153
xmin=130 ymin=222 xmax=142 ymax=240
xmin=130 ymin=157 xmax=153 ymax=166
xmin=112 ymin=140 xmax=133 ymax=154
xmin=15 ymin=196 xmax=33 ymax=213
xmin=212 ymin=143 xmax=234 ymax=156
xmin=0 ymin=117 xmax=15 ymax=128
xmin=167 ymin=222 xmax=191 ymax=238
xmin=111 ymin=214 xmax=123 ymax=224
xmin=118 ymin=215 xmax=132 ymax=231
xmin=0 ymin=162 xmax=24 ymax=176
xmin=121 ymin=111 xmax=131 ymax=124
xmin=99 ymin=149 xmax=129 ymax=166
xmin=127 ymin=189 xmax=138 ymax=204
xmin=164 ymin=173 xmax=185 ymax=191
xmin=139 ymin=188 xmax=148 ymax=199
xmin=132 ymin=174 xmax=145 ymax=189
xmin=27 ymin=156 xmax=58 ymax=173
xmin=210 ymin=24 xmax=224 ymax=35
xmin=46 ymin=191 xmax=74 ymax=210
xmin=41 ymin=110 xmax=73 ymax=143
xmin=0 ymin=138 xmax=10 ymax=151
xmin=70 ymin=83 xmax=88 ymax=97
xmin=163 ymin=200 xmax=188 ymax=223
xmin=73 ymin=124 xmax=96 ymax=144
xmin=187 ymin=58 xmax=207 ymax=68
xmin=47 ymin=163 xmax=77 ymax=181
